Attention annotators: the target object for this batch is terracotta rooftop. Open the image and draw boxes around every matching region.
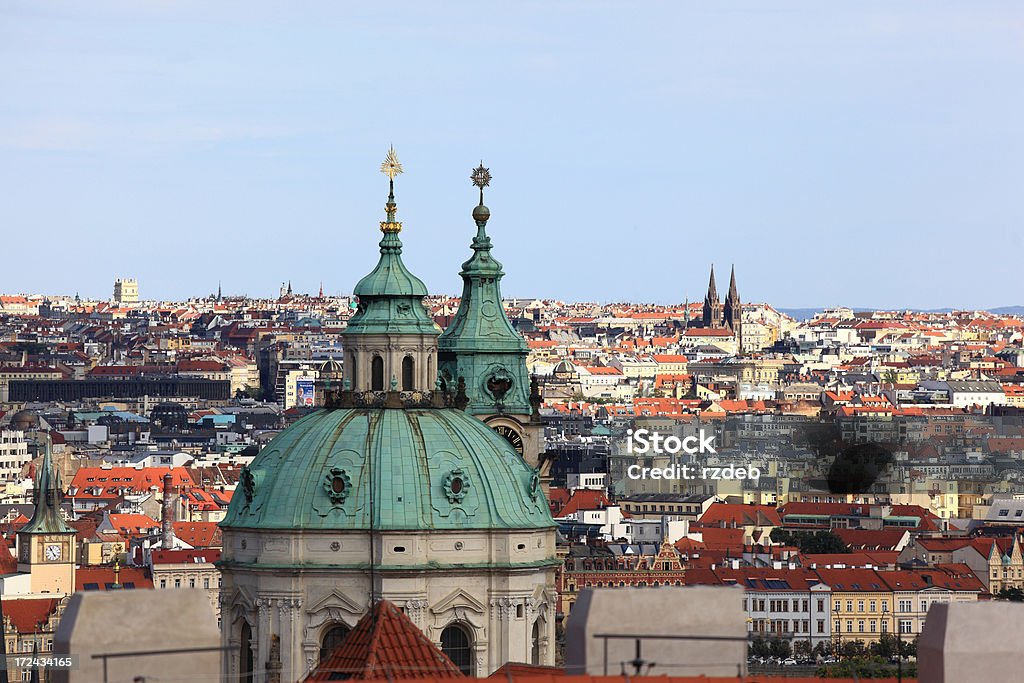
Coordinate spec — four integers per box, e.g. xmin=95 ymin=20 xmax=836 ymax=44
xmin=358 ymin=675 xmax=913 ymax=683
xmin=305 ymin=600 xmax=466 ymax=681
xmin=1 ymin=597 xmax=60 ymax=634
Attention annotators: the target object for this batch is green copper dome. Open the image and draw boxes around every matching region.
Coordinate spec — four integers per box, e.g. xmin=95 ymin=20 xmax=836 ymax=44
xmin=221 ymin=407 xmax=553 ymax=531
xmin=346 ymin=173 xmax=438 ymax=336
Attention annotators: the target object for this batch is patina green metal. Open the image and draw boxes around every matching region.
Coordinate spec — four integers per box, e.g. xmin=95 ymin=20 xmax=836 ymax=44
xmin=220 ymin=407 xmax=554 ymax=532
xmin=346 ymin=173 xmax=439 ymax=337
xmin=21 ymin=439 xmax=75 ymax=535
xmin=438 ymin=167 xmax=531 ymax=415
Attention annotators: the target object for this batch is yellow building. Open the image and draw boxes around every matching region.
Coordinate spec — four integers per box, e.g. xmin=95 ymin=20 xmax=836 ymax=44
xmin=817 ymin=568 xmax=891 ymax=646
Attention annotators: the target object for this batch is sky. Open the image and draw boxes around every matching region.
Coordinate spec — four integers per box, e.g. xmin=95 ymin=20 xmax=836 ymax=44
xmin=1 ymin=1 xmax=1022 ymax=309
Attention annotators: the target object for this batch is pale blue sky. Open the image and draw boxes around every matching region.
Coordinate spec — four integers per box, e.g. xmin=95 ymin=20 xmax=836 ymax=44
xmin=1 ymin=1 xmax=1022 ymax=308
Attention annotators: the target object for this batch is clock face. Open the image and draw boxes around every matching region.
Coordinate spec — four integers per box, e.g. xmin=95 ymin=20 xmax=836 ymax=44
xmin=492 ymin=425 xmax=524 ymax=456
xmin=45 ymin=544 xmax=62 ymax=561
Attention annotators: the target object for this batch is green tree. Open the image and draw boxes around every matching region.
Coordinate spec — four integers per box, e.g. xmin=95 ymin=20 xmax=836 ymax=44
xmin=871 ymin=633 xmax=898 ymax=659
xmin=996 ymin=586 xmax=1024 ymax=602
xmin=750 ymin=636 xmax=771 ymax=659
xmin=840 ymin=640 xmax=867 ymax=659
xmin=770 ymin=529 xmax=850 ymax=555
xmin=793 ymin=640 xmax=812 ymax=660
xmin=769 ymin=636 xmax=792 ymax=660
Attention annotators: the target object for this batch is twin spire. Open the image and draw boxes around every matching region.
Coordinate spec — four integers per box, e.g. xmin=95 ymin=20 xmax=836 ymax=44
xmin=375 ymin=148 xmax=493 ymax=238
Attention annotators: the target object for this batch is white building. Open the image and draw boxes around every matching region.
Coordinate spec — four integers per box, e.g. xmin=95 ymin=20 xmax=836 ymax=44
xmin=0 ymin=430 xmax=30 ymax=482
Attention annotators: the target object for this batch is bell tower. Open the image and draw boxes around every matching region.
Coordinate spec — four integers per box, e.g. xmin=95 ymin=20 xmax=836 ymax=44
xmin=17 ymin=436 xmax=76 ymax=595
xmin=438 ymin=164 xmax=546 ymax=473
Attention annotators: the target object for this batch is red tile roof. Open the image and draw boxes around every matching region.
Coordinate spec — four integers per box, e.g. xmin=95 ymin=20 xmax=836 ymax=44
xmin=2 ymin=597 xmax=60 ymax=634
xmin=359 ymin=675 xmax=913 ymax=683
xmin=76 ymin=565 xmax=154 ymax=591
xmin=172 ymin=521 xmax=222 ymax=548
xmin=151 ymin=549 xmax=221 ymax=565
xmin=107 ymin=514 xmax=161 ymax=538
xmin=70 ymin=467 xmax=195 ymax=500
xmin=0 ymin=536 xmax=17 ymax=574
xmin=305 ymin=600 xmax=466 ymax=681
xmin=554 ymin=490 xmax=614 ymax=518
xmin=699 ymin=503 xmax=781 ymax=528
xmin=832 ymin=528 xmax=907 ymax=551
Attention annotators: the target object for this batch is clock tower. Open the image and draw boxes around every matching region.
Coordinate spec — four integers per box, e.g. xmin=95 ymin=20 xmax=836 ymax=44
xmin=17 ymin=438 xmax=76 ymax=595
xmin=438 ymin=164 xmax=549 ymax=478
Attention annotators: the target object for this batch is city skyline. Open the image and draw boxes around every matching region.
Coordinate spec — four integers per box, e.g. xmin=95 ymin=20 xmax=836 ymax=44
xmin=2 ymin=1 xmax=1022 ymax=307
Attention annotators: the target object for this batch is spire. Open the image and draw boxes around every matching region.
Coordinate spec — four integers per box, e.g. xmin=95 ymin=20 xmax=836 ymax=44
xmin=346 ymin=147 xmax=435 ymax=337
xmin=702 ymin=264 xmax=723 ymax=328
xmin=29 ymin=640 xmax=39 ymax=683
xmin=379 ymin=145 xmax=403 ymax=235
xmin=217 ymin=281 xmax=222 ymax=301
xmin=287 ymin=280 xmax=293 ymax=296
xmin=728 ymin=264 xmax=738 ymax=299
xmin=706 ymin=265 xmax=719 ymax=302
xmin=21 ymin=435 xmax=75 ymax=535
xmin=438 ymin=162 xmax=531 ymax=416
xmin=319 ymin=281 xmax=324 ymax=298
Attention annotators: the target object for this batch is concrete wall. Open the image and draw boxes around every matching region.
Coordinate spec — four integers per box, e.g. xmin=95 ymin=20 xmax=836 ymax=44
xmin=54 ymin=588 xmax=219 ymax=683
xmin=919 ymin=601 xmax=1024 ymax=683
xmin=565 ymin=586 xmax=746 ymax=678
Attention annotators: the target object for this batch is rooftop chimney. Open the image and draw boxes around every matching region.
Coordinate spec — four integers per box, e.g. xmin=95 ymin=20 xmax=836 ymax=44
xmin=161 ymin=473 xmax=175 ymax=548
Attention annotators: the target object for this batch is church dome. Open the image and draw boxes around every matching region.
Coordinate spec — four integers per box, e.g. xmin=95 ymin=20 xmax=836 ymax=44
xmin=221 ymin=407 xmax=552 ymax=532
xmin=553 ymin=359 xmax=576 ymax=375
xmin=9 ymin=409 xmax=40 ymax=431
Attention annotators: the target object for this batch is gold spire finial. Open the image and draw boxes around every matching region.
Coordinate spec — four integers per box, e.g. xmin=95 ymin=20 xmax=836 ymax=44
xmin=380 ymin=146 xmax=403 ymax=180
xmin=379 ymin=146 xmax=403 ymax=234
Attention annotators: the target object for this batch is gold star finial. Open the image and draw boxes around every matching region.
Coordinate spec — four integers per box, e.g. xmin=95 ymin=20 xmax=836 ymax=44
xmin=380 ymin=146 xmax=403 ymax=180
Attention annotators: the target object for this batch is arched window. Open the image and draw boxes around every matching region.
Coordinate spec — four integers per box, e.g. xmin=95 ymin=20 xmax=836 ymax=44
xmin=440 ymin=624 xmax=473 ymax=675
xmin=371 ymin=356 xmax=384 ymax=391
xmin=531 ymin=620 xmax=541 ymax=665
xmin=402 ymin=356 xmax=414 ymax=391
xmin=239 ymin=622 xmax=254 ymax=683
xmin=320 ymin=624 xmax=350 ymax=664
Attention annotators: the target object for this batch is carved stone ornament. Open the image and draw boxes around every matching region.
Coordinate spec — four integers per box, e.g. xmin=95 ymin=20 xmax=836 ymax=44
xmin=443 ymin=468 xmax=471 ymax=504
xmin=323 ymin=467 xmax=353 ymax=505
xmin=486 ymin=370 xmax=513 ymax=402
xmin=240 ymin=466 xmax=256 ymax=505
xmin=528 ymin=470 xmax=541 ymax=501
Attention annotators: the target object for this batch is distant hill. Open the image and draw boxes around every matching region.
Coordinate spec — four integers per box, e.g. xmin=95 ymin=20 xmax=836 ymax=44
xmin=778 ymin=306 xmax=1024 ymax=321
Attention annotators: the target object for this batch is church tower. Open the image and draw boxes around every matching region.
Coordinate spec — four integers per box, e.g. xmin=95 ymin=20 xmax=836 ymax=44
xmin=219 ymin=151 xmax=557 ymax=682
xmin=702 ymin=264 xmax=722 ymax=328
xmin=723 ymin=264 xmax=742 ymax=348
xmin=17 ymin=437 xmax=76 ymax=594
xmin=437 ymin=164 xmax=545 ymax=471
